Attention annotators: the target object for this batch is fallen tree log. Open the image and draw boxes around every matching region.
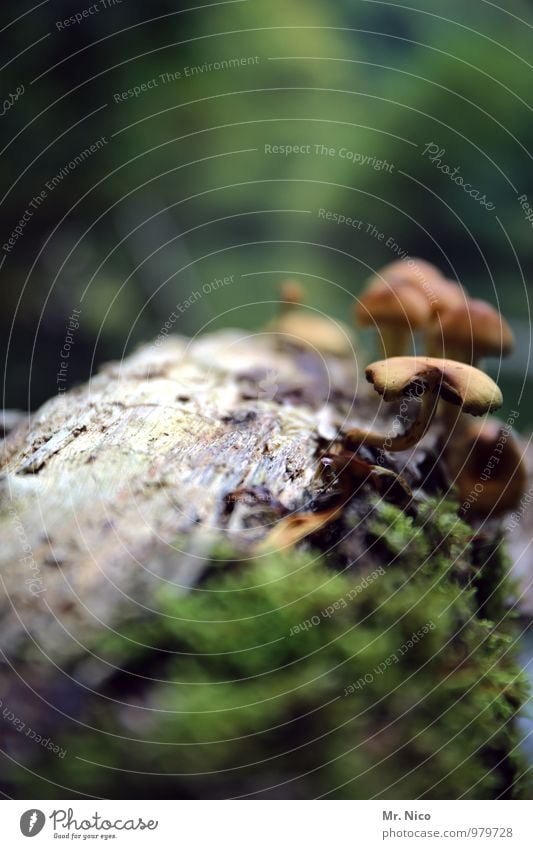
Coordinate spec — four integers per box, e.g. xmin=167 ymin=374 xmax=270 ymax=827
xmin=0 ymin=331 xmax=528 ymax=799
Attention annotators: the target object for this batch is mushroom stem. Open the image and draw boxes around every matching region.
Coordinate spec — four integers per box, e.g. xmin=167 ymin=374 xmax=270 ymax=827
xmin=345 ymin=388 xmax=439 ymax=452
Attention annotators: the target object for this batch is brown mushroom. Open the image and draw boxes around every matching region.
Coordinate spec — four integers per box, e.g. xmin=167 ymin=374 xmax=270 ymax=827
xmin=367 ymin=259 xmax=462 ymax=309
xmin=355 ymin=282 xmax=432 ymax=358
xmin=445 ymin=418 xmax=526 ymax=518
xmin=256 ymin=503 xmax=343 ymax=553
xmin=427 ymin=297 xmax=514 ymax=365
xmin=421 ymin=278 xmax=466 ymax=317
xmin=345 ymin=356 xmax=502 ymax=452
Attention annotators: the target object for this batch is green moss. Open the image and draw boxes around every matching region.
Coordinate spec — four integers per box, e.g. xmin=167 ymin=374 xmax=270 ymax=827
xmin=13 ymin=498 xmax=528 ymax=799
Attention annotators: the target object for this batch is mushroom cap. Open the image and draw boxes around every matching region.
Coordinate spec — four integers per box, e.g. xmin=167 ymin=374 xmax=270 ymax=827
xmin=271 ymin=311 xmax=354 ymax=357
xmin=355 ymin=281 xmax=431 ymax=329
xmin=279 ymin=279 xmax=305 ymax=307
xmin=366 ymin=356 xmax=503 ymax=414
xmin=429 ymin=298 xmax=514 ymax=359
xmin=447 ymin=419 xmax=526 ymax=516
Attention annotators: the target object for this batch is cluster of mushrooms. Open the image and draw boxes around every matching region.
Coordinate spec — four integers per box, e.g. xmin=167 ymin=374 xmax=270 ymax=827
xmin=263 ymin=260 xmax=526 ymax=550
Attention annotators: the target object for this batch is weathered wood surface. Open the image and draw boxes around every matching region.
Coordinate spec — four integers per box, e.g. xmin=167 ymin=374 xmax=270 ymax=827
xmin=0 ymin=330 xmax=362 ymax=662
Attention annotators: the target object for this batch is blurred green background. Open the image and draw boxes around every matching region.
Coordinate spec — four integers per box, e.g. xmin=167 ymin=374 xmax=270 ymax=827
xmin=2 ymin=0 xmax=532 ymax=426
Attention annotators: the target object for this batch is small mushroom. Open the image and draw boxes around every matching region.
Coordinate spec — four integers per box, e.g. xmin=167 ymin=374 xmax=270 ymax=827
xmin=421 ymin=277 xmax=466 ymax=317
xmin=427 ymin=297 xmax=514 ymax=365
xmin=345 ymin=356 xmax=503 ymax=452
xmin=365 ymin=257 xmax=444 ymax=292
xmin=355 ymin=282 xmax=432 ymax=358
xmin=270 ymin=311 xmax=355 ymax=358
xmin=257 ymin=450 xmax=415 ymax=553
xmin=267 ymin=279 xmax=355 ymax=357
xmin=445 ymin=418 xmax=526 ymax=518
xmin=279 ymin=279 xmax=305 ymax=311
xmin=256 ymin=503 xmax=343 ymax=553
